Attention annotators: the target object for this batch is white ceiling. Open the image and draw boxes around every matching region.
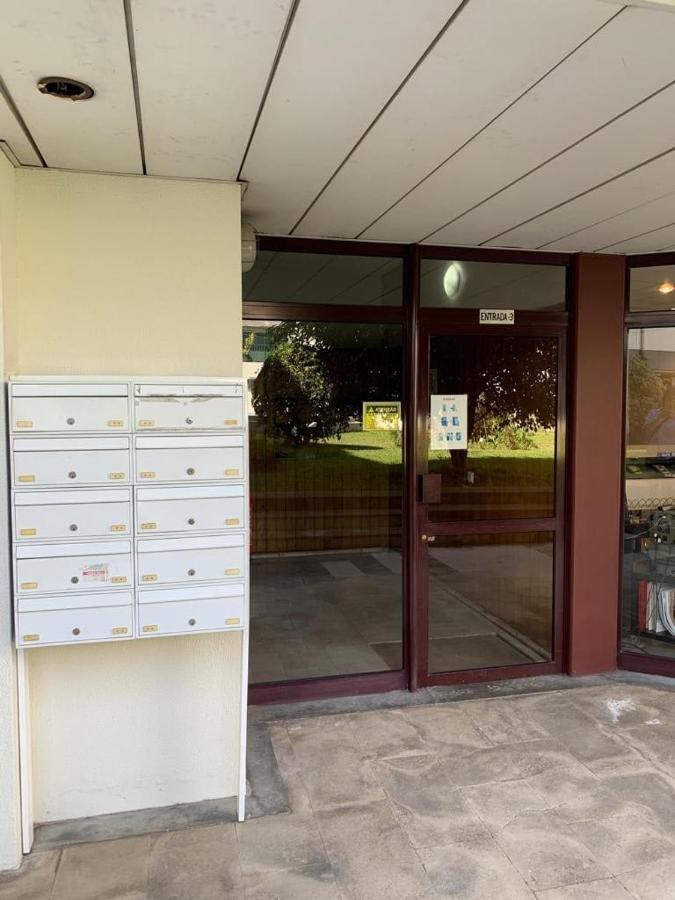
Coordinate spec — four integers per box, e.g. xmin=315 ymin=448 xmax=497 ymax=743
xmin=3 ymin=0 xmax=675 ymax=252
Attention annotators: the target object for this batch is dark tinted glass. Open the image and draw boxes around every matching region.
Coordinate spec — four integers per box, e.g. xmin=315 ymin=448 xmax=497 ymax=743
xmin=630 ymin=265 xmax=675 ymax=312
xmin=244 ymin=250 xmax=403 ymax=306
xmin=244 ymin=320 xmax=404 ymax=683
xmin=622 ymin=327 xmax=675 ymax=660
xmin=428 ymin=532 xmax=554 ymax=673
xmin=421 ymin=259 xmax=566 ymax=310
xmin=427 ymin=334 xmax=558 ymax=521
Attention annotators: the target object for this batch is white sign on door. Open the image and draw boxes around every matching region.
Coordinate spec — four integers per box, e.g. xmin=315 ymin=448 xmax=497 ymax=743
xmin=430 ymin=394 xmax=468 ymax=451
xmin=479 ymin=309 xmax=514 ymax=324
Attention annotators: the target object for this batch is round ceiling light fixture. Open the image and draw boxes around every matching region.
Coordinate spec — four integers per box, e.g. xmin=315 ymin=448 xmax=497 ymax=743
xmin=37 ymin=76 xmax=94 ymax=101
xmin=443 ymin=261 xmax=464 ymax=302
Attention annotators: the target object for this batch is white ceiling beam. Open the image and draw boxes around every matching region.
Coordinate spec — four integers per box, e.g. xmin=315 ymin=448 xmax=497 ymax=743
xmin=0 ymin=1 xmax=142 ymax=172
xmin=132 ymin=0 xmax=292 ymax=180
xmin=437 ymin=82 xmax=675 ymax=248
xmin=493 ymin=151 xmax=675 ymax=250
xmin=241 ymin=0 xmax=458 ymax=234
xmin=0 ymin=90 xmax=41 ymax=166
xmin=361 ymin=6 xmax=675 ymax=245
xmin=296 ymin=0 xmax=617 ymax=240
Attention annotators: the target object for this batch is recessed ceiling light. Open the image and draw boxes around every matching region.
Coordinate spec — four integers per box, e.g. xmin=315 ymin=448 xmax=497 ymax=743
xmin=658 ymin=280 xmax=675 ymax=294
xmin=37 ymin=76 xmax=94 ymax=101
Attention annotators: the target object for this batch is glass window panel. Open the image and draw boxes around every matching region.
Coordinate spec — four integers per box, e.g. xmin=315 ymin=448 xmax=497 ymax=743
xmin=428 ymin=532 xmax=554 ymax=673
xmin=243 ymin=250 xmax=403 ymax=306
xmin=420 ymin=259 xmax=566 ymax=310
xmin=623 ymin=327 xmax=675 ymax=660
xmin=629 ymin=265 xmax=675 ymax=312
xmin=244 ymin=320 xmax=404 ymax=683
xmin=427 ymin=334 xmax=558 ymax=521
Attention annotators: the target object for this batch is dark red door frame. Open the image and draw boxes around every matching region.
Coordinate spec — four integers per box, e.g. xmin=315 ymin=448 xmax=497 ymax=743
xmin=246 ymin=236 xmax=573 ymax=705
xmin=412 ymin=317 xmax=568 ymax=688
xmin=566 ymin=253 xmax=626 ymax=675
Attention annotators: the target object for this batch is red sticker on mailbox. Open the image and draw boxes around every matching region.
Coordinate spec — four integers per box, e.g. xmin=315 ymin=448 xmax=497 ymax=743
xmin=81 ymin=564 xmax=109 ymax=583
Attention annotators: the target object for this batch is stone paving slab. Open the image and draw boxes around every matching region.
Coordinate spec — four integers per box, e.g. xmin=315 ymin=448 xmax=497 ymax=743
xmin=5 ymin=675 xmax=675 ymax=898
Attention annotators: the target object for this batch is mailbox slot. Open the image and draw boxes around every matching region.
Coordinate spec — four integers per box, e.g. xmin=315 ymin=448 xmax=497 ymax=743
xmin=12 ymin=437 xmax=131 ymax=487
xmin=134 ymin=382 xmax=244 ymax=431
xmin=14 ymin=488 xmax=132 ymax=541
xmin=134 ymin=434 xmax=244 ymax=483
xmin=15 ymin=540 xmax=133 ymax=595
xmin=11 ymin=382 xmax=129 ymax=433
xmin=135 ymin=484 xmax=245 ymax=534
xmin=136 ymin=534 xmax=245 ymax=587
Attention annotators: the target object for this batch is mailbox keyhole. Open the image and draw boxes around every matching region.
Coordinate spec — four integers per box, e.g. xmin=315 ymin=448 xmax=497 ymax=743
xmin=188 ymin=618 xmax=196 ymax=626
xmin=68 ymin=471 xmax=77 ymax=479
xmin=72 ymin=627 xmax=80 ymax=636
xmin=71 ymin=576 xmax=79 ymax=584
xmin=70 ymin=524 xmax=78 ymax=532
xmin=187 ymin=518 xmax=196 ymax=525
xmin=186 ymin=467 xmax=195 ymax=476
xmin=188 ymin=568 xmax=196 ymax=576
xmin=67 ymin=417 xmax=75 ymax=425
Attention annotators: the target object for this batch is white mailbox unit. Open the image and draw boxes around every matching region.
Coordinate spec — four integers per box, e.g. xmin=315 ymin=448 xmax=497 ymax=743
xmin=8 ymin=376 xmax=250 ymax=851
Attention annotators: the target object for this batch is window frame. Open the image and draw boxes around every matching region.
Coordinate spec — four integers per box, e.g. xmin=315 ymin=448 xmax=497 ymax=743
xmin=619 ymin=251 xmax=675 ymax=677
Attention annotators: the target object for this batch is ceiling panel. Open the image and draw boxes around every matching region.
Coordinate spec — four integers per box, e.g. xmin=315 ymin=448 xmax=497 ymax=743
xmin=435 ymin=81 xmax=675 ymax=247
xmin=495 ymin=150 xmax=675 ymax=250
xmin=0 ymin=96 xmax=41 ymax=166
xmin=539 ymin=191 xmax=675 ymax=253
xmin=296 ymin=0 xmax=616 ymax=240
xmin=603 ymin=220 xmax=675 ymax=253
xmin=241 ymin=0 xmax=457 ymax=234
xmin=132 ymin=0 xmax=292 ymax=179
xmin=361 ymin=5 xmax=675 ymax=244
xmin=0 ymin=1 xmax=141 ymax=172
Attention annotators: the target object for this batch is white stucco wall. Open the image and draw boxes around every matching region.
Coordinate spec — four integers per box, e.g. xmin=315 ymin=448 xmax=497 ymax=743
xmin=5 ymin=169 xmax=244 ymax=824
xmin=0 ymin=152 xmax=21 ymax=869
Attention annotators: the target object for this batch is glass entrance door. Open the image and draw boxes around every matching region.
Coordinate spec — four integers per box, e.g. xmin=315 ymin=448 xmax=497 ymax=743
xmin=416 ymin=326 xmax=566 ymax=683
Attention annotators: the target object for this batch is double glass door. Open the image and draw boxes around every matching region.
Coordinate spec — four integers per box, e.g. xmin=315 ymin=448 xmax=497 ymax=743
xmin=244 ymin=241 xmax=569 ymax=701
xmin=413 ymin=324 xmax=566 ymax=685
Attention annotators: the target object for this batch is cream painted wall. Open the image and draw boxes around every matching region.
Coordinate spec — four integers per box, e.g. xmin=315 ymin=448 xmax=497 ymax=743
xmin=0 ymin=152 xmax=21 ymax=868
xmin=6 ymin=169 xmax=244 ymax=823
xmin=8 ymin=169 xmax=241 ymax=375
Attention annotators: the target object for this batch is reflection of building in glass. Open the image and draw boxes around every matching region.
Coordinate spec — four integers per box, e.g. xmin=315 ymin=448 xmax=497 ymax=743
xmin=243 ymin=322 xmax=278 ymax=416
xmin=624 ymin=328 xmax=675 ymax=661
xmin=243 ymin=325 xmax=272 ymax=361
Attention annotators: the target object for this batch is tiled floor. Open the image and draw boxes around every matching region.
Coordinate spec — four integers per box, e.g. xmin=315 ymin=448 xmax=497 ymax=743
xmin=6 ymin=679 xmax=675 ymax=898
xmin=250 ymin=546 xmax=550 ymax=683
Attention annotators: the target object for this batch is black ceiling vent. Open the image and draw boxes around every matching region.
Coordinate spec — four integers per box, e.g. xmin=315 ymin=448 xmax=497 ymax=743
xmin=37 ymin=77 xmax=94 ymax=101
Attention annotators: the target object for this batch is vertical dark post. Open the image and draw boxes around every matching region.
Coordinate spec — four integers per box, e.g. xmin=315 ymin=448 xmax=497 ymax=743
xmin=404 ymin=244 xmax=420 ymax=690
xmin=567 ymin=252 xmax=626 ymax=674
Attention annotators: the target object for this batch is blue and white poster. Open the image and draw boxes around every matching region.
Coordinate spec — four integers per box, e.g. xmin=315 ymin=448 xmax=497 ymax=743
xmin=430 ymin=394 xmax=468 ymax=451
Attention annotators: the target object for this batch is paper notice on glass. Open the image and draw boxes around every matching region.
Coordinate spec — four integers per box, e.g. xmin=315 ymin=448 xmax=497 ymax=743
xmin=430 ymin=394 xmax=468 ymax=450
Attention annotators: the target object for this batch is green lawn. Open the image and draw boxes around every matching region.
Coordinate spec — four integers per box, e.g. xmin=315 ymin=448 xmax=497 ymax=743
xmin=250 ymin=426 xmax=555 ymax=490
xmin=250 ymin=426 xmax=555 ymax=551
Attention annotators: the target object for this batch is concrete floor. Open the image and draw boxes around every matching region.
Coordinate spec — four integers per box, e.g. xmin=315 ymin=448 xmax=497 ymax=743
xmin=250 ymin=545 xmax=551 ymax=684
xmin=4 ymin=676 xmax=675 ymax=898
